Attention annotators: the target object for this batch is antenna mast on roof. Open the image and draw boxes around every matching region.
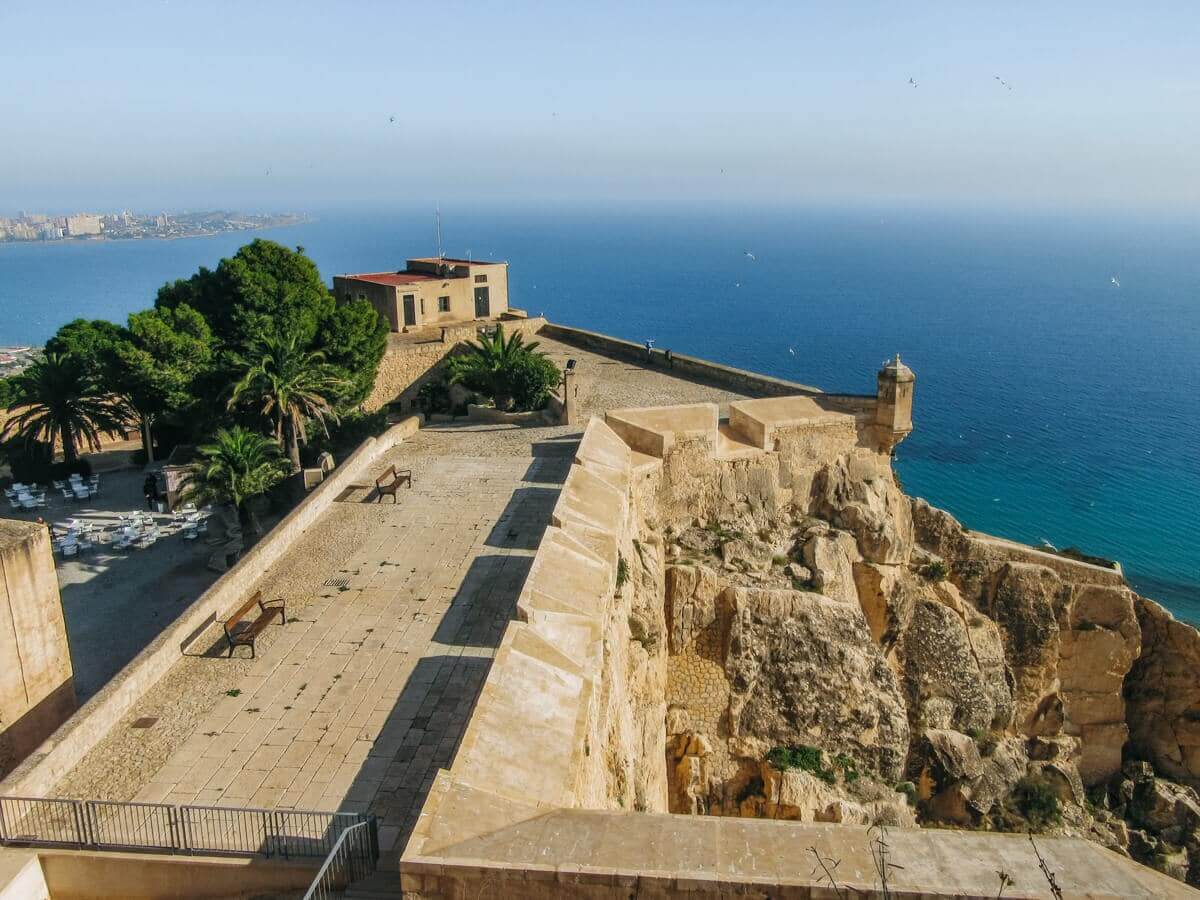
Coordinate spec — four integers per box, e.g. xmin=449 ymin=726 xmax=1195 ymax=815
xmin=435 ymin=203 xmax=444 ymax=259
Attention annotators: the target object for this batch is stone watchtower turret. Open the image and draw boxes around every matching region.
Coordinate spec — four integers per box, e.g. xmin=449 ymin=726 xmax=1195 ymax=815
xmin=875 ymin=353 xmax=915 ymax=453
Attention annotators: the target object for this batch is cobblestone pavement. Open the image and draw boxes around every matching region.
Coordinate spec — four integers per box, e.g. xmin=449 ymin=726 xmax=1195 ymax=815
xmin=129 ymin=447 xmax=571 ymax=858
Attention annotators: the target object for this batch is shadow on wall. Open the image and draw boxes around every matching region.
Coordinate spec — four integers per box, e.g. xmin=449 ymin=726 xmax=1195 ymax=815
xmin=0 ymin=680 xmax=76 ymax=779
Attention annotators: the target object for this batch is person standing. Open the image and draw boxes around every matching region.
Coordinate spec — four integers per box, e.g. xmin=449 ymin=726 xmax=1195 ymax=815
xmin=143 ymin=474 xmax=158 ymax=511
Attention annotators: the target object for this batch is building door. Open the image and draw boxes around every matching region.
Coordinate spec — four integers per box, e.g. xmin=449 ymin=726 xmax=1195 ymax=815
xmin=402 ymin=294 xmax=416 ymax=327
xmin=474 ymin=286 xmax=490 ymax=318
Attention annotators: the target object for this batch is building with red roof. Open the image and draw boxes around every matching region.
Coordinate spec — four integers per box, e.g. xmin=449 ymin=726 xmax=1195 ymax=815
xmin=334 ymin=257 xmax=509 ymax=332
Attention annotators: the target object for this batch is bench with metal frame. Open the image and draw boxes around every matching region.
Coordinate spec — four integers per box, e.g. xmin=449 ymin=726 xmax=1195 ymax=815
xmin=222 ymin=590 xmax=286 ymax=658
xmin=374 ymin=465 xmax=412 ymax=503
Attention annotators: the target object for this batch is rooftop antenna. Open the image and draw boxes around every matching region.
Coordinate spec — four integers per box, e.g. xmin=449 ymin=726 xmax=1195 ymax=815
xmin=435 ymin=203 xmax=444 ymax=259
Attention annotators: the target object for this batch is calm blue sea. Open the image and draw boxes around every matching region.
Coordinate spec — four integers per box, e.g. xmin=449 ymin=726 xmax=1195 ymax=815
xmin=1 ymin=209 xmax=1197 ymax=617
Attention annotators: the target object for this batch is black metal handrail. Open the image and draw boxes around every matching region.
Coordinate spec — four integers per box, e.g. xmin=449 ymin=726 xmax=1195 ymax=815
xmin=0 ymin=795 xmax=375 ymax=861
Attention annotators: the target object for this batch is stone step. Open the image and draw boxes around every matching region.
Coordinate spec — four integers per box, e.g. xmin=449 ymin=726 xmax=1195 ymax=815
xmin=344 ymin=868 xmax=403 ymax=898
xmin=715 ymin=421 xmax=765 ymax=460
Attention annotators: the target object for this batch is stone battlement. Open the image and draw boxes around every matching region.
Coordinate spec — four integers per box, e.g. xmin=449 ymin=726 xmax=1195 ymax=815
xmin=400 ymin=402 xmax=1190 ymax=898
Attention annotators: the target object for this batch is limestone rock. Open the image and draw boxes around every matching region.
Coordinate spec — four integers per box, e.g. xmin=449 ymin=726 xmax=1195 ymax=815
xmin=1125 ymin=596 xmax=1200 ymax=789
xmin=758 ymin=766 xmax=914 ymax=827
xmin=784 ymin=563 xmax=811 ymax=583
xmin=665 ymin=563 xmax=727 ymax=653
xmin=910 ymin=498 xmax=970 ymax=554
xmin=724 ymin=587 xmax=910 ymax=781
xmin=983 ymin=561 xmax=1066 ymax=735
xmin=1059 ymin=584 xmax=1141 ymax=784
xmin=899 ymin=590 xmax=1013 ymax=735
xmin=802 ymin=531 xmax=860 ymax=605
xmin=814 ymin=460 xmax=914 ymax=565
xmin=1130 ymin=778 xmax=1200 ymax=834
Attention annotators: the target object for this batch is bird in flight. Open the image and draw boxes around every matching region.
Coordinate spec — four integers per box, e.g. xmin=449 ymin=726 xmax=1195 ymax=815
xmin=995 ymin=76 xmax=1013 ymax=91
xmin=788 ymin=347 xmax=795 ymax=355
xmin=1111 ymin=275 xmax=1121 ymax=288
xmin=908 ymin=77 xmax=918 ymax=88
xmin=389 ymin=115 xmax=396 ymax=123
xmin=743 ymin=250 xmax=756 ymax=261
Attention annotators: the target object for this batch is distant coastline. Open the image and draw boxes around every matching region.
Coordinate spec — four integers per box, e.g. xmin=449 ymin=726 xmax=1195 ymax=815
xmin=0 ymin=211 xmax=312 ymax=246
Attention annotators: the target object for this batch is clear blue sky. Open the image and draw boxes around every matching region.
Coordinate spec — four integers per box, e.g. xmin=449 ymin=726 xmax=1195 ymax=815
xmin=2 ymin=1 xmax=1197 ymax=214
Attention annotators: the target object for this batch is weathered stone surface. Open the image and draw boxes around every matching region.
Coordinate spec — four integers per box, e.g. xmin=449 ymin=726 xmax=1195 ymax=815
xmin=814 ymin=459 xmax=913 ymax=565
xmin=1129 ymin=777 xmax=1200 ymax=834
xmin=1059 ymin=585 xmax=1141 ymax=784
xmin=757 ymin=765 xmax=916 ymax=827
xmin=1126 ymin=596 xmax=1200 ymax=789
xmin=899 ymin=588 xmax=1013 ymax=735
xmin=982 ymin=561 xmax=1066 ymax=736
xmin=909 ymin=730 xmax=1030 ymax=825
xmin=802 ymin=531 xmax=860 ymax=605
xmin=664 ymin=563 xmax=727 ymax=654
xmin=724 ymin=587 xmax=910 ymax=781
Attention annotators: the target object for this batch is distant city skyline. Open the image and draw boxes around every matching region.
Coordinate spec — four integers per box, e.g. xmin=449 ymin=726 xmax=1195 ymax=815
xmin=3 ymin=1 xmax=1198 ymax=214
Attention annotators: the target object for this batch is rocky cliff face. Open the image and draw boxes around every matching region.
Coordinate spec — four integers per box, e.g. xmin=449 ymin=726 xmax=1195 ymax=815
xmin=639 ymin=438 xmax=1200 ymax=887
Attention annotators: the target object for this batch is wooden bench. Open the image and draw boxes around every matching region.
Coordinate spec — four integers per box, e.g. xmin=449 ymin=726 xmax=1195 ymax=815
xmin=222 ymin=590 xmax=286 ymax=658
xmin=375 ymin=465 xmax=412 ymax=503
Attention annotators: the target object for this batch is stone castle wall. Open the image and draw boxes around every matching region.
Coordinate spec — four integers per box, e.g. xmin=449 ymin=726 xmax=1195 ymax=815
xmin=401 ymin=396 xmax=1195 ymax=898
xmin=0 ymin=521 xmax=75 ymax=777
xmin=364 ymin=317 xmax=546 ymax=412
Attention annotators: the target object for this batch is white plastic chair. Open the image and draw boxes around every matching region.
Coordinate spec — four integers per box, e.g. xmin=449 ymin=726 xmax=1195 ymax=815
xmin=61 ymin=542 xmax=79 ymax=558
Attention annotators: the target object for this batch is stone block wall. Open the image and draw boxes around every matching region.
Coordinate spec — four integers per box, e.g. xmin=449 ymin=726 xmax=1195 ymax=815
xmin=0 ymin=521 xmax=75 ymax=777
xmin=364 ymin=317 xmax=546 ymax=412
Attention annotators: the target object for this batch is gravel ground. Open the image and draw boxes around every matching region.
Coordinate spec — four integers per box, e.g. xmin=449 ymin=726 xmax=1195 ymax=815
xmin=52 ymin=336 xmax=753 ymax=802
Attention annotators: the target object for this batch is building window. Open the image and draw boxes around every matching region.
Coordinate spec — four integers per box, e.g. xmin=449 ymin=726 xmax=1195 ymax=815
xmin=474 ymin=274 xmax=487 ymax=283
xmin=420 ymin=298 xmax=425 ymax=315
xmin=438 ymin=296 xmax=450 ymax=312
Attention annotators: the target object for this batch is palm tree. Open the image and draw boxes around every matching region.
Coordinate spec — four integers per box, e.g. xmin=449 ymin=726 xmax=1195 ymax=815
xmin=228 ymin=332 xmax=347 ymax=472
xmin=2 ymin=353 xmax=124 ymax=464
xmin=446 ymin=327 xmax=545 ymax=411
xmin=178 ymin=427 xmax=286 ymax=534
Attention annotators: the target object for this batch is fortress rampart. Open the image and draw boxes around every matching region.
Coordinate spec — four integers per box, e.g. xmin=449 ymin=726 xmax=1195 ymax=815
xmin=400 ymin=395 xmax=1189 ymax=898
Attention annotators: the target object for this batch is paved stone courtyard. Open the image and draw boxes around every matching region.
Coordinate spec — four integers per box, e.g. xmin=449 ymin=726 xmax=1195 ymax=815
xmin=48 ymin=335 xmax=754 ymax=863
xmin=128 ymin=448 xmax=570 ymax=857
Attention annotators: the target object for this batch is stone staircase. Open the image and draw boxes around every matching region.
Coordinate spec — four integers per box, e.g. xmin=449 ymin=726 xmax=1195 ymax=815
xmin=343 ymin=868 xmax=403 ymax=898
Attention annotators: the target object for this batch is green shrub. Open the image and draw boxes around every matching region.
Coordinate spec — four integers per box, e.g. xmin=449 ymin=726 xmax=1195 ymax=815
xmin=505 ymin=351 xmax=560 ymax=411
xmin=922 ymin=559 xmax=949 ymax=581
xmin=445 ymin=328 xmax=560 ymax=412
xmin=767 ymin=745 xmax=835 ymax=784
xmin=616 ymin=554 xmax=629 ymax=591
xmin=895 ymin=781 xmax=917 ymax=805
xmin=1012 ymin=774 xmax=1060 ymax=829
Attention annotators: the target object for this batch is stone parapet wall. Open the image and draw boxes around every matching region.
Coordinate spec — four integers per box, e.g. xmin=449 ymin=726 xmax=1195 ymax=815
xmin=401 ymin=810 xmax=1194 ymax=899
xmin=0 ymin=417 xmax=422 ymax=799
xmin=540 ymin=322 xmax=877 ymax=412
xmin=365 ymin=317 xmax=546 ymax=412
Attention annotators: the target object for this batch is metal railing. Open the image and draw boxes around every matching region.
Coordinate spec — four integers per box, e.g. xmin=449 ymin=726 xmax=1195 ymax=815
xmin=0 ymin=795 xmax=375 ymax=861
xmin=302 ymin=820 xmax=379 ymax=900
